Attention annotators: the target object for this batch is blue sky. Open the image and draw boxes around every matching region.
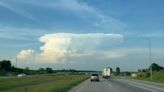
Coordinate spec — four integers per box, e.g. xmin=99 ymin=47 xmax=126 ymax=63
xmin=0 ymin=0 xmax=164 ymax=71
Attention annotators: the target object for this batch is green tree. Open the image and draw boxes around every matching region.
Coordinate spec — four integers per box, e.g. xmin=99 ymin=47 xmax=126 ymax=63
xmin=150 ymin=63 xmax=164 ymax=72
xmin=15 ymin=68 xmax=23 ymax=73
xmin=116 ymin=67 xmax=120 ymax=75
xmin=110 ymin=68 xmax=113 ymax=73
xmin=0 ymin=60 xmax=11 ymax=71
xmin=46 ymin=67 xmax=53 ymax=73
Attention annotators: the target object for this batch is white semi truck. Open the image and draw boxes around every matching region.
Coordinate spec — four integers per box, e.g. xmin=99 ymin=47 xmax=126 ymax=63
xmin=102 ymin=67 xmax=111 ymax=78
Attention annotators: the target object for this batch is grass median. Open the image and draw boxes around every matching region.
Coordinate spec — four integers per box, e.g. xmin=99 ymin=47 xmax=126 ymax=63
xmin=0 ymin=74 xmax=89 ymax=92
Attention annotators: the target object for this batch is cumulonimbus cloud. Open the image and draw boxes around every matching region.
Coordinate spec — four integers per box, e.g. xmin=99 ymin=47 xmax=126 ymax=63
xmin=17 ymin=33 xmax=124 ymax=63
xmin=35 ymin=33 xmax=124 ymax=63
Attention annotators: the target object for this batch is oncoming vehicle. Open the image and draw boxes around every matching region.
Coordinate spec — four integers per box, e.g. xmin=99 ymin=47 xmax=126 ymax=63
xmin=90 ymin=74 xmax=99 ymax=82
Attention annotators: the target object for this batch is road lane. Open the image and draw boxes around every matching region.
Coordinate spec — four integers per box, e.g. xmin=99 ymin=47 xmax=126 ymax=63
xmin=69 ymin=78 xmax=164 ymax=92
xmin=108 ymin=79 xmax=155 ymax=92
xmin=69 ymin=78 xmax=117 ymax=92
xmin=113 ymin=79 xmax=164 ymax=92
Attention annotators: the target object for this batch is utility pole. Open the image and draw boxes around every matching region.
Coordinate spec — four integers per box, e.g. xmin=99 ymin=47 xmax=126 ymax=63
xmin=149 ymin=38 xmax=153 ymax=81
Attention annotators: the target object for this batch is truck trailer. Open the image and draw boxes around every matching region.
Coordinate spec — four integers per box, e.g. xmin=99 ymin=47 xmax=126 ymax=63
xmin=102 ymin=67 xmax=111 ymax=78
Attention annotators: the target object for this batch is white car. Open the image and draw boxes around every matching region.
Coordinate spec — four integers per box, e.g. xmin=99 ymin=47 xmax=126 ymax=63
xmin=17 ymin=73 xmax=26 ymax=77
xmin=90 ymin=74 xmax=99 ymax=82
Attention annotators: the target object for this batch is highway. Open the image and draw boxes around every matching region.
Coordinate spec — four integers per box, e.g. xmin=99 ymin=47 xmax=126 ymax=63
xmin=69 ymin=77 xmax=164 ymax=92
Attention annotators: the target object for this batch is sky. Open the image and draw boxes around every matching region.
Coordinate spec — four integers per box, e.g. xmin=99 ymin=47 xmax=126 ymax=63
xmin=0 ymin=0 xmax=164 ymax=71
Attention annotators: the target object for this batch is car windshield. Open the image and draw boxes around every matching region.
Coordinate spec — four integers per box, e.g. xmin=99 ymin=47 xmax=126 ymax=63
xmin=0 ymin=0 xmax=164 ymax=92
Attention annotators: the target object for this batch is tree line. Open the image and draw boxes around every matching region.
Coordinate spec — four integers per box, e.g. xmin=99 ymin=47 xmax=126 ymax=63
xmin=138 ymin=63 xmax=164 ymax=72
xmin=0 ymin=60 xmax=55 ymax=76
xmin=108 ymin=63 xmax=164 ymax=77
xmin=0 ymin=60 xmax=81 ymax=76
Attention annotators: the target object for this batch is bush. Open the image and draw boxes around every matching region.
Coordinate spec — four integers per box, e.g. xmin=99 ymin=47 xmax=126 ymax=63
xmin=137 ymin=72 xmax=144 ymax=78
xmin=145 ymin=72 xmax=150 ymax=78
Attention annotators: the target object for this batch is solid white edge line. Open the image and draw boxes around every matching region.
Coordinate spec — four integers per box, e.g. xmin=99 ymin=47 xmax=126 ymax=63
xmin=128 ymin=83 xmax=157 ymax=92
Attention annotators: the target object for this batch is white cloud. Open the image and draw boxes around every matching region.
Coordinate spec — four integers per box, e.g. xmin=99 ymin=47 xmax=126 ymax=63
xmin=16 ymin=47 xmax=164 ymax=70
xmin=34 ymin=33 xmax=124 ymax=63
xmin=17 ymin=49 xmax=34 ymax=59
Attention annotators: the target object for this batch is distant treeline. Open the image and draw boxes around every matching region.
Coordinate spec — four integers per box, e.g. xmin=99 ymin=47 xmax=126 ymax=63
xmin=138 ymin=63 xmax=164 ymax=72
xmin=0 ymin=60 xmax=45 ymax=76
xmin=0 ymin=60 xmax=95 ymax=76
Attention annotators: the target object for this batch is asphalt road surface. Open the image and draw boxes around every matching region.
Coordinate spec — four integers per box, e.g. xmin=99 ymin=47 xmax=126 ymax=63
xmin=69 ymin=77 xmax=164 ymax=92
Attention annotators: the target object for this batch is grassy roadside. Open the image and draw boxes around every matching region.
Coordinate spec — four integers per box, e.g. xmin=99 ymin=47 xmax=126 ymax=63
xmin=0 ymin=74 xmax=89 ymax=92
xmin=132 ymin=70 xmax=164 ymax=83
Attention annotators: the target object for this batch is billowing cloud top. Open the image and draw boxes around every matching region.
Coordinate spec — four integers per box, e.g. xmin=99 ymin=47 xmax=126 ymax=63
xmin=18 ymin=33 xmax=124 ymax=63
xmin=37 ymin=33 xmax=123 ymax=63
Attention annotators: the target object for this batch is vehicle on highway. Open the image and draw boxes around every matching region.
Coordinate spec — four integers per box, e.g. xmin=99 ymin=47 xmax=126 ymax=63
xmin=102 ymin=67 xmax=111 ymax=78
xmin=17 ymin=73 xmax=26 ymax=77
xmin=90 ymin=73 xmax=99 ymax=81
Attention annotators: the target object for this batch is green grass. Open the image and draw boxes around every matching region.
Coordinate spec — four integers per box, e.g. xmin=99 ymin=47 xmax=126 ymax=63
xmin=0 ymin=74 xmax=89 ymax=92
xmin=133 ymin=70 xmax=164 ymax=83
xmin=150 ymin=70 xmax=164 ymax=83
